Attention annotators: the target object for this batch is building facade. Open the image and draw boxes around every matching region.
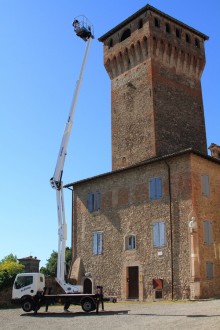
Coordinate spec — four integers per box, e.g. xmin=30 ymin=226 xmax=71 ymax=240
xmin=18 ymin=256 xmax=40 ymax=273
xmin=67 ymin=5 xmax=220 ymax=300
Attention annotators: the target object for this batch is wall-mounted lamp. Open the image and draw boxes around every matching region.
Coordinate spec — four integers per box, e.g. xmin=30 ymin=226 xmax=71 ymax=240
xmin=188 ymin=216 xmax=197 ymax=231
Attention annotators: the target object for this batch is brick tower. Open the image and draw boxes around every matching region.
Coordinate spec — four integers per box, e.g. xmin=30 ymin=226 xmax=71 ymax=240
xmin=99 ymin=5 xmax=209 ymax=170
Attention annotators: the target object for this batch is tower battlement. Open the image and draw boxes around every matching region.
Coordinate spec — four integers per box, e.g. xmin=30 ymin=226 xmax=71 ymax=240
xmin=99 ymin=5 xmax=209 ymax=170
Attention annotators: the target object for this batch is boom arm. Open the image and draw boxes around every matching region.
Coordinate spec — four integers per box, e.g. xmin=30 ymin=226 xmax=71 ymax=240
xmin=50 ymin=18 xmax=93 ymax=293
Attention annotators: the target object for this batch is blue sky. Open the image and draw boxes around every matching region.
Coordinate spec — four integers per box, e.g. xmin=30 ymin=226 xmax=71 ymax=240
xmin=1 ymin=0 xmax=219 ymax=267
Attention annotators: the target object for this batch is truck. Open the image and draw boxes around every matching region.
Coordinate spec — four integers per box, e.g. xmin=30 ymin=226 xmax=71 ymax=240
xmin=11 ymin=17 xmax=103 ymax=314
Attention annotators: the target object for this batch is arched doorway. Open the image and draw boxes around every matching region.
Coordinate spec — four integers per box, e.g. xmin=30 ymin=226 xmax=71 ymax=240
xmin=83 ymin=278 xmax=92 ymax=293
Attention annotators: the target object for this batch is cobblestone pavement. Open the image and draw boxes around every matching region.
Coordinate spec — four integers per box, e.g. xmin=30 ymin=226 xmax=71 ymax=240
xmin=1 ymin=300 xmax=220 ymax=330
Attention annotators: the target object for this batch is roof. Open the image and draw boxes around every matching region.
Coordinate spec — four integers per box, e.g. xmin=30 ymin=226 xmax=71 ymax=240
xmin=98 ymin=4 xmax=209 ymax=42
xmin=18 ymin=256 xmax=40 ymax=261
xmin=65 ymin=148 xmax=220 ymax=189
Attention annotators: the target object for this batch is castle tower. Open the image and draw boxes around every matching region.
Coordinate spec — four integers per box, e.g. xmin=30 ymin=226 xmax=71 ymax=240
xmin=99 ymin=5 xmax=209 ymax=170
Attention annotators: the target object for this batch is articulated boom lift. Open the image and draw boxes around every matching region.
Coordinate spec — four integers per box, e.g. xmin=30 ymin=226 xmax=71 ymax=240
xmin=50 ymin=16 xmax=94 ymax=293
xmin=12 ymin=18 xmax=103 ymax=314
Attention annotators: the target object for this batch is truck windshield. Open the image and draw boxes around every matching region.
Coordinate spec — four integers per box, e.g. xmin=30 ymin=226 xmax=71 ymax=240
xmin=15 ymin=276 xmax=33 ymax=289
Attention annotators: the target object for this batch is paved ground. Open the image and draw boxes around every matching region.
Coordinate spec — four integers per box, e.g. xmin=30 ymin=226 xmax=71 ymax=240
xmin=1 ymin=300 xmax=220 ymax=330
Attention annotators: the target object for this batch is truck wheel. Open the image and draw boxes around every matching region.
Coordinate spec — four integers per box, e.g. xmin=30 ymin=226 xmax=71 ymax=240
xmin=81 ymin=298 xmax=96 ymax=313
xmin=21 ymin=299 xmax=34 ymax=312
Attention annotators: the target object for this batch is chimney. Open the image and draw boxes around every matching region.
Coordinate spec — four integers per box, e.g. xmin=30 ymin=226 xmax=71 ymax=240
xmin=208 ymin=143 xmax=220 ymax=160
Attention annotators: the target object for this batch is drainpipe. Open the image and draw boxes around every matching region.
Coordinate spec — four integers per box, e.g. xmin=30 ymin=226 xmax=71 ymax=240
xmin=164 ymin=161 xmax=174 ymax=300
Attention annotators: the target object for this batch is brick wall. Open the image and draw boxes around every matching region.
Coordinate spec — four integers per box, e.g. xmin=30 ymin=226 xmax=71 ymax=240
xmin=100 ymin=6 xmax=207 ymax=170
xmin=191 ymin=154 xmax=220 ymax=298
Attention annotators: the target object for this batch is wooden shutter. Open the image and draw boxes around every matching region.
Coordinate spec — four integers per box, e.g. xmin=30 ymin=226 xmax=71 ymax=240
xmin=204 ymin=220 xmax=213 ymax=244
xmin=203 ymin=220 xmax=209 ymax=244
xmin=150 ymin=177 xmax=162 ymax=200
xmin=156 ymin=177 xmax=162 ymax=199
xmin=202 ymin=174 xmax=210 ymax=197
xmin=149 ymin=178 xmax=156 ymax=200
xmin=159 ymin=222 xmax=165 ymax=246
xmin=92 ymin=232 xmax=97 ymax=255
xmin=94 ymin=191 xmax=101 ymax=211
xmin=153 ymin=223 xmax=159 ymax=246
xmin=209 ymin=222 xmax=213 ymax=244
xmin=206 ymin=262 xmax=213 ymax=279
xmin=88 ymin=192 xmax=94 ymax=212
xmin=97 ymin=232 xmax=103 ymax=255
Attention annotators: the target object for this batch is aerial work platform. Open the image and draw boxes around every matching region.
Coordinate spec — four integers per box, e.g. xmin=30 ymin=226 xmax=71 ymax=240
xmin=72 ymin=15 xmax=94 ymax=41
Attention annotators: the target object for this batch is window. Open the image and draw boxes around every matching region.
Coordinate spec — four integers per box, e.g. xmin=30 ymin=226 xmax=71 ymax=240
xmin=201 ymin=174 xmax=210 ymax=197
xmin=154 ymin=17 xmax=160 ymax=28
xmin=153 ymin=222 xmax=166 ymax=247
xmin=120 ymin=29 xmax=131 ymax=42
xmin=149 ymin=177 xmax=162 ymax=200
xmin=195 ymin=38 xmax=200 ymax=48
xmin=14 ymin=276 xmax=33 ymax=289
xmin=88 ymin=191 xmax=101 ymax=212
xmin=166 ymin=23 xmax=170 ymax=33
xmin=92 ymin=231 xmax=103 ymax=255
xmin=176 ymin=28 xmax=181 ymax=38
xmin=186 ymin=33 xmax=191 ymax=43
xmin=125 ymin=234 xmax=136 ymax=250
xmin=203 ymin=220 xmax=213 ymax=245
xmin=206 ymin=262 xmax=213 ymax=279
xmin=138 ymin=19 xmax=143 ymax=29
xmin=108 ymin=39 xmax=113 ymax=48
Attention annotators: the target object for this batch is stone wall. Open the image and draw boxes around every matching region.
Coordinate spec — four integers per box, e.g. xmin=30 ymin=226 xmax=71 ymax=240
xmin=71 ymin=152 xmax=197 ymax=300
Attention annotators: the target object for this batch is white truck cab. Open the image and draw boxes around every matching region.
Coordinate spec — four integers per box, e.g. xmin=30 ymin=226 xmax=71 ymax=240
xmin=12 ymin=273 xmax=45 ymax=311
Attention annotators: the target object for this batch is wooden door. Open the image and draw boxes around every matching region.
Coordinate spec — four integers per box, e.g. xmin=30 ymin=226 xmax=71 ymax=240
xmin=128 ymin=266 xmax=139 ymax=299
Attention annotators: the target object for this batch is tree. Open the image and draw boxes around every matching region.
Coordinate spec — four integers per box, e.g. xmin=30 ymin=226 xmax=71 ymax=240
xmin=0 ymin=254 xmax=24 ymax=289
xmin=40 ymin=247 xmax=72 ymax=277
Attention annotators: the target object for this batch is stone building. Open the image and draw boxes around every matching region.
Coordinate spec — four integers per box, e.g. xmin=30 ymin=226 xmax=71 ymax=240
xmin=18 ymin=256 xmax=40 ymax=273
xmin=66 ymin=5 xmax=220 ymax=300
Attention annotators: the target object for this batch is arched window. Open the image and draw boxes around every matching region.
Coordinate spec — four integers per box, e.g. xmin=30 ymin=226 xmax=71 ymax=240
xmin=108 ymin=38 xmax=113 ymax=48
xmin=154 ymin=17 xmax=160 ymax=28
xmin=125 ymin=234 xmax=136 ymax=250
xmin=166 ymin=23 xmax=170 ymax=33
xmin=121 ymin=29 xmax=131 ymax=42
xmin=185 ymin=33 xmax=191 ymax=43
xmin=138 ymin=19 xmax=143 ymax=29
xmin=176 ymin=28 xmax=181 ymax=38
xmin=195 ymin=38 xmax=200 ymax=48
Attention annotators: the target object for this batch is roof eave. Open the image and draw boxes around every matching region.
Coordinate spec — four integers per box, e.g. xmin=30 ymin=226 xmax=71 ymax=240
xmin=98 ymin=4 xmax=209 ymax=42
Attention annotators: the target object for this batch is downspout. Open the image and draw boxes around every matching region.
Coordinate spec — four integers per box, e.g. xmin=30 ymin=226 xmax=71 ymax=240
xmin=164 ymin=161 xmax=174 ymax=300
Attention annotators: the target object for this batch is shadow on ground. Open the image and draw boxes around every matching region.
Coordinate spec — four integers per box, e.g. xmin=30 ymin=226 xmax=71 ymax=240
xmin=21 ymin=310 xmax=129 ymax=318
